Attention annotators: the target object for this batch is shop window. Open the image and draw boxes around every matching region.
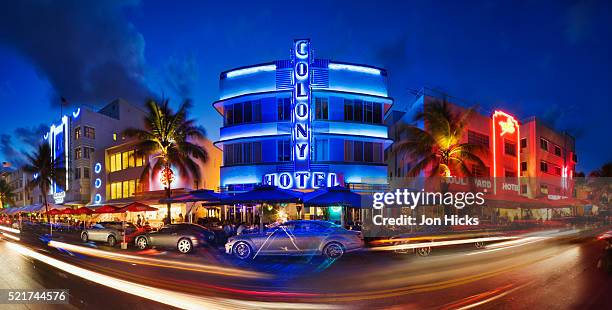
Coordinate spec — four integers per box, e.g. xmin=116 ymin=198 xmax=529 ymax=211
xmin=504 ymin=140 xmax=516 ymax=156
xmin=315 ymin=97 xmax=328 ymax=120
xmin=540 ymin=138 xmax=548 ymax=151
xmin=520 ymin=138 xmax=527 ymax=148
xmin=540 ymin=161 xmax=548 ymax=173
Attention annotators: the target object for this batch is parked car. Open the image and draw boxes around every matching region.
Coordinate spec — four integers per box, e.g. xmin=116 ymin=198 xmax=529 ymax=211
xmin=134 ymin=223 xmax=215 ymax=254
xmin=225 ymin=220 xmax=363 ymax=260
xmin=81 ymin=221 xmax=138 ymax=247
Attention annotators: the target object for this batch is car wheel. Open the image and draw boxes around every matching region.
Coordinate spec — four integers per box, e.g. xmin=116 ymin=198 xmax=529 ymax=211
xmin=136 ymin=236 xmax=148 ymax=250
xmin=233 ymin=241 xmax=252 ymax=260
xmin=323 ymin=242 xmax=345 ymax=259
xmin=474 ymin=241 xmax=486 ymax=249
xmin=177 ymin=238 xmax=193 ymax=254
xmin=415 ymin=246 xmax=432 ymax=257
xmin=107 ymin=235 xmax=117 ymax=247
xmin=81 ymin=232 xmax=88 ymax=242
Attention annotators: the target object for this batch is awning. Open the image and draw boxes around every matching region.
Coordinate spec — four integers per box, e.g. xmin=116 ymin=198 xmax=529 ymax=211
xmin=220 ymin=185 xmax=303 ymax=204
xmin=118 ymin=202 xmax=158 ymax=212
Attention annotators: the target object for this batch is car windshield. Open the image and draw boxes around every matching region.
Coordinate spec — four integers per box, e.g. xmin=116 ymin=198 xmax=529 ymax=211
xmin=92 ymin=224 xmax=104 ymax=229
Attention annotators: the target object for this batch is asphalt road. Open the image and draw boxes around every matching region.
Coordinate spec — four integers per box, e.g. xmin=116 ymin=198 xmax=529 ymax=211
xmin=0 ymin=226 xmax=610 ymax=309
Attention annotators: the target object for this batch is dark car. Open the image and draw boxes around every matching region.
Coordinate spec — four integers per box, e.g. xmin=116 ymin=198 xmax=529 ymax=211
xmin=134 ymin=223 xmax=215 ymax=254
xmin=225 ymin=220 xmax=364 ymax=260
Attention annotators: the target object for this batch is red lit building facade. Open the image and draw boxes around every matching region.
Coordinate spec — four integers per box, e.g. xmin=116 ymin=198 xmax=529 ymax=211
xmin=386 ymin=88 xmax=578 ymax=220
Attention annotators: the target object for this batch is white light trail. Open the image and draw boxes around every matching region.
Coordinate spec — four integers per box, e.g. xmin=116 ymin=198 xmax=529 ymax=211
xmin=370 ymin=236 xmax=519 ymax=252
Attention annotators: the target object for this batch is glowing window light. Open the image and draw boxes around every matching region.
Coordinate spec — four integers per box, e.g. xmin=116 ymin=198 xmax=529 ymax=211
xmin=225 ymin=64 xmax=276 ymax=78
xmin=328 ymin=63 xmax=381 ymax=75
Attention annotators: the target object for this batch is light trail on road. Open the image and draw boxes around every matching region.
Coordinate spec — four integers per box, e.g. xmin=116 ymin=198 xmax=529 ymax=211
xmin=7 ymin=241 xmax=336 ymax=310
xmin=47 ymin=240 xmax=269 ymax=279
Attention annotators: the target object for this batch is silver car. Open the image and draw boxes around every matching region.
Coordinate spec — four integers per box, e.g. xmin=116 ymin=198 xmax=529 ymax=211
xmin=81 ymin=221 xmax=137 ymax=247
xmin=225 ymin=220 xmax=363 ymax=260
xmin=134 ymin=223 xmax=214 ymax=254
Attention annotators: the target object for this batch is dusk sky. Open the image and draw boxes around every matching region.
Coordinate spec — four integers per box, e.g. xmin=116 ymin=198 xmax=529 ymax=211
xmin=0 ymin=0 xmax=610 ymax=172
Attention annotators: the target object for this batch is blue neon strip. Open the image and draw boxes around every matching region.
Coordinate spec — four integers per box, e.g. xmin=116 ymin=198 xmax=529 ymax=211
xmin=328 ymin=63 xmax=381 ymax=75
xmin=226 ymin=64 xmax=276 ymax=78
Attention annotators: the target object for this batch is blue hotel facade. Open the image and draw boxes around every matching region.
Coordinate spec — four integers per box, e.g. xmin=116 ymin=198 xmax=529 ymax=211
xmin=214 ymin=39 xmax=393 ymax=193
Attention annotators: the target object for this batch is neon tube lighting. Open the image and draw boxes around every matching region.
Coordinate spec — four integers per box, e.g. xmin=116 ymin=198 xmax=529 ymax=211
xmin=226 ymin=65 xmax=276 ymax=78
xmin=328 ymin=63 xmax=381 ymax=75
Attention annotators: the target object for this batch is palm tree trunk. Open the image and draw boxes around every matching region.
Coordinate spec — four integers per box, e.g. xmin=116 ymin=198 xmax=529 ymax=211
xmin=43 ymin=192 xmax=51 ymax=236
xmin=165 ymin=186 xmax=172 ymax=224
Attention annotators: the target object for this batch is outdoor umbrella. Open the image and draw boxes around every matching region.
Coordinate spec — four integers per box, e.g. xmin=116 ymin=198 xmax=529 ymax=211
xmin=159 ymin=189 xmax=228 ymax=203
xmin=46 ymin=209 xmax=63 ymax=215
xmin=118 ymin=202 xmax=158 ymax=212
xmin=303 ymin=186 xmax=363 ymax=207
xmin=60 ymin=208 xmax=77 ymax=215
xmin=75 ymin=207 xmax=94 ymax=215
xmin=221 ymin=185 xmax=303 ymax=204
xmin=91 ymin=205 xmax=121 ymax=214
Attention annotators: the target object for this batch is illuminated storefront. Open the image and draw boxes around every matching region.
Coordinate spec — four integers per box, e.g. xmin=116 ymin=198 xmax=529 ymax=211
xmin=214 ymin=39 xmax=393 ymax=193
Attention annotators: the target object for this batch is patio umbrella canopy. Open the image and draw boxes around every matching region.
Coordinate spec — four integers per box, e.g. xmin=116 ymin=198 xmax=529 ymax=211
xmin=159 ymin=189 xmax=229 ymax=203
xmin=118 ymin=202 xmax=158 ymax=212
xmin=75 ymin=207 xmax=94 ymax=215
xmin=46 ymin=209 xmax=63 ymax=215
xmin=303 ymin=186 xmax=363 ymax=207
xmin=221 ymin=185 xmax=303 ymax=204
xmin=60 ymin=208 xmax=77 ymax=215
xmin=91 ymin=205 xmax=121 ymax=214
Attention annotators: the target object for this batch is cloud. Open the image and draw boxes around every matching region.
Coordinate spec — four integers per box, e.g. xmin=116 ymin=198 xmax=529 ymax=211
xmin=0 ymin=1 xmax=152 ymax=106
xmin=14 ymin=124 xmax=47 ymax=146
xmin=0 ymin=134 xmax=27 ymax=167
xmin=163 ymin=54 xmax=199 ymax=100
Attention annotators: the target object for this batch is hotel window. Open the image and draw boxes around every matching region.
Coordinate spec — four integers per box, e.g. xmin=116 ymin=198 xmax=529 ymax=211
xmin=74 ymin=127 xmax=81 ymax=140
xmin=277 ymin=98 xmax=291 ymax=121
xmin=540 ymin=161 xmax=548 ymax=173
xmin=252 ymin=142 xmax=262 ymax=163
xmin=224 ymin=144 xmax=233 ymax=165
xmin=553 ymin=165 xmax=562 ymax=176
xmin=472 ymin=165 xmax=489 ymax=177
xmin=127 ymin=150 xmax=135 ymax=168
xmin=554 ymin=145 xmax=561 ymax=157
xmin=315 ymin=139 xmax=329 ymax=161
xmin=135 ymin=153 xmax=144 ymax=167
xmin=233 ymin=143 xmax=243 ymax=164
xmin=84 ymin=147 xmax=94 ymax=159
xmin=113 ymin=133 xmax=117 ymax=141
xmin=344 ymin=141 xmax=354 ymax=161
xmin=354 ymin=100 xmax=363 ymax=122
xmin=364 ymin=101 xmax=373 ymax=123
xmin=373 ymin=143 xmax=383 ymax=162
xmin=373 ymin=102 xmax=383 ymax=124
xmin=520 ymin=138 xmax=527 ymax=149
xmin=344 ymin=99 xmax=354 ymax=121
xmin=354 ymin=141 xmax=364 ymax=161
xmin=521 ymin=161 xmax=527 ymax=171
xmin=225 ymin=104 xmax=234 ymax=125
xmin=122 ymin=152 xmax=129 ymax=170
xmin=84 ymin=126 xmax=95 ymax=139
xmin=83 ymin=167 xmax=90 ymax=179
xmin=243 ymin=101 xmax=253 ymax=123
xmin=504 ymin=140 xmax=516 ymax=156
xmin=467 ymin=130 xmax=489 ymax=148
xmin=540 ymin=184 xmax=549 ymax=195
xmin=505 ymin=170 xmax=516 ymax=178
xmin=315 ymin=97 xmax=328 ymax=120
xmin=277 ymin=140 xmax=291 ymax=162
xmin=540 ymin=138 xmax=548 ymax=151
xmin=74 ymin=168 xmax=81 ymax=180
xmin=75 ymin=148 xmax=82 ymax=159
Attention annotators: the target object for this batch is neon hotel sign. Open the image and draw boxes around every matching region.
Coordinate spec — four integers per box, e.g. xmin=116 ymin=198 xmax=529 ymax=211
xmin=264 ymin=39 xmax=339 ymax=189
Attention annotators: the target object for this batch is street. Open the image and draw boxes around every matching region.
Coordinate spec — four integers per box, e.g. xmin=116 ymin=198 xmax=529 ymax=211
xmin=1 ymin=225 xmax=610 ymax=309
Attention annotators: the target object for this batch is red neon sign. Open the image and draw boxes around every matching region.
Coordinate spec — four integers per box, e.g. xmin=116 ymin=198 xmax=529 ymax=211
xmin=491 ymin=111 xmax=520 ymax=193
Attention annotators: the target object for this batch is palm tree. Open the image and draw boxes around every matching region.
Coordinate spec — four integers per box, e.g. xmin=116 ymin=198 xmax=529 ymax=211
xmin=587 ymin=162 xmax=611 ymax=207
xmin=124 ymin=99 xmax=208 ymax=224
xmin=23 ymin=143 xmax=65 ymax=233
xmin=393 ymin=99 xmax=487 ymax=178
xmin=0 ymin=178 xmax=15 ymax=208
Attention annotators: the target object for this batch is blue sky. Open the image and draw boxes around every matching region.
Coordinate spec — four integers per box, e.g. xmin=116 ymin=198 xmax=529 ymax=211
xmin=0 ymin=0 xmax=610 ymax=172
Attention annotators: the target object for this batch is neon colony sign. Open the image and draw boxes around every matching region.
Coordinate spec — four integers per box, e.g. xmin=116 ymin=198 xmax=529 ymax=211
xmin=263 ymin=39 xmax=339 ymax=189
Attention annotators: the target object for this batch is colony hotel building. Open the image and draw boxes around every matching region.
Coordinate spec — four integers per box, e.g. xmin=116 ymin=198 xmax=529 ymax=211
xmin=214 ymin=39 xmax=392 ymax=193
